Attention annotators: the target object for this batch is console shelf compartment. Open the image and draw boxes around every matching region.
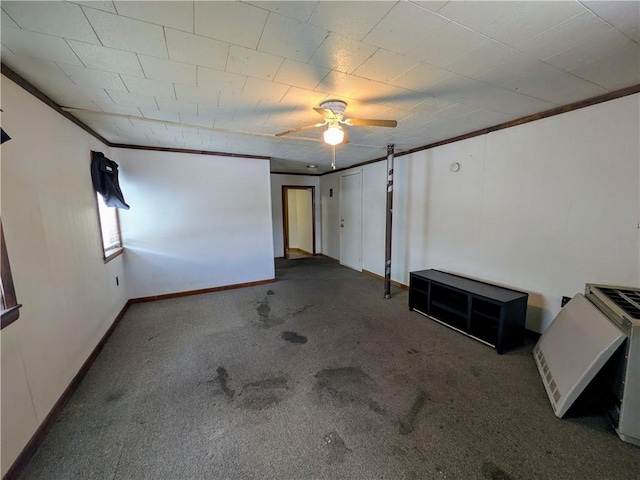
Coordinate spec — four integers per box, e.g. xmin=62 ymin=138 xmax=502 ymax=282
xmin=409 ymin=269 xmax=528 ymax=354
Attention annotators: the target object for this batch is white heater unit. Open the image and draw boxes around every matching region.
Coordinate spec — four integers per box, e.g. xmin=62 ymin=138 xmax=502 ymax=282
xmin=534 ymin=285 xmax=640 ymax=446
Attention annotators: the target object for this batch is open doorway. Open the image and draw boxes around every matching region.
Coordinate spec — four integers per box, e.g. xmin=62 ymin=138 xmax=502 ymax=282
xmin=282 ymin=186 xmax=316 ymax=259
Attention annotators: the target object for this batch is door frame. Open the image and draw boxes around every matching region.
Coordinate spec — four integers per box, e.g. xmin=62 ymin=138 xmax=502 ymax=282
xmin=282 ymin=185 xmax=316 ymax=258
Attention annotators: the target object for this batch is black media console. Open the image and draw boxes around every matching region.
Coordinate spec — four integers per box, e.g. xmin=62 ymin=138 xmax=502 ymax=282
xmin=409 ymin=269 xmax=528 ymax=354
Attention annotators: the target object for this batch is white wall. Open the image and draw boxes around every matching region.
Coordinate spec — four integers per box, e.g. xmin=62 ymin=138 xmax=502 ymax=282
xmin=270 ymin=174 xmax=320 ymax=257
xmin=116 ymin=149 xmax=274 ymax=299
xmin=1 ymin=76 xmax=128 ymax=476
xmin=286 ymin=189 xmax=300 ymax=248
xmin=294 ymin=189 xmax=314 ymax=253
xmin=322 ymin=94 xmax=640 ymax=332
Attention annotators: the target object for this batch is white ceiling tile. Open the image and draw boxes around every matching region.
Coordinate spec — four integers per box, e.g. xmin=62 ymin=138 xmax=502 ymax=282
xmin=273 ymin=59 xmax=328 ymax=90
xmin=570 ymin=45 xmax=640 ymax=90
xmin=129 ymin=117 xmax=167 ymax=129
xmin=504 ymin=66 xmax=610 ymax=104
xmin=242 ymin=78 xmax=290 ymax=102
xmin=391 ymin=62 xmax=452 ymax=92
xmin=258 ymin=12 xmax=329 ymax=63
xmin=197 ymin=67 xmax=246 ymax=95
xmin=409 ymin=21 xmax=488 ymax=67
xmin=106 ymin=90 xmax=158 ymax=109
xmin=436 ymin=1 xmax=520 ymax=33
xmin=409 ymin=1 xmax=449 ymax=13
xmin=50 ymin=83 xmax=116 ymax=106
xmin=0 ymin=49 xmax=77 ymax=93
xmin=583 ymin=1 xmax=640 ymax=39
xmin=174 ymin=84 xmax=219 ymax=104
xmin=435 ymin=103 xmax=480 ymax=120
xmin=245 ymin=1 xmax=319 ymax=22
xmin=139 ymin=55 xmax=196 ymax=85
xmin=543 ymin=28 xmax=635 ymax=72
xmin=280 ymin=87 xmax=328 ymax=111
xmin=363 ymin=2 xmax=449 ymax=56
xmin=57 ymin=63 xmax=128 ymax=92
xmin=194 ymin=1 xmax=268 ymax=49
xmin=197 ymin=104 xmax=235 ymax=120
xmin=120 ymin=74 xmax=175 ymax=99
xmin=446 ymin=41 xmax=519 ymax=78
xmin=155 ymin=97 xmax=198 ymax=115
xmin=178 ymin=114 xmax=215 ymax=129
xmin=68 ymin=2 xmax=117 ymax=14
xmin=2 ymin=27 xmax=82 ymax=65
xmin=113 ymin=1 xmax=193 ymax=32
xmin=474 ymin=1 xmax=587 ymax=46
xmin=309 ymin=1 xmax=396 ymax=41
xmin=454 ymin=109 xmax=514 ymax=128
xmin=517 ymin=12 xmax=613 ymax=60
xmin=67 ymin=40 xmax=144 ymax=76
xmin=474 ymin=89 xmax=555 ymax=116
xmin=475 ymin=54 xmax=546 ymax=86
xmin=139 ymin=108 xmax=181 ymax=123
xmin=93 ymin=103 xmax=143 ymax=116
xmin=309 ymin=33 xmax=378 ymax=74
xmin=166 ymin=29 xmax=228 ymax=70
xmin=226 ymin=45 xmax=284 ymax=81
xmin=2 ymin=1 xmax=100 ymax=44
xmin=83 ymin=7 xmax=168 ymax=58
xmin=353 ymin=49 xmax=418 ymax=84
xmin=2 ymin=7 xmax=21 ymax=28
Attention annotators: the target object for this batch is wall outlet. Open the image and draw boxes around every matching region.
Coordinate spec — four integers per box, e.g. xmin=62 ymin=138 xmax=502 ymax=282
xmin=561 ymin=296 xmax=571 ymax=307
xmin=116 ymin=276 xmax=119 ymax=286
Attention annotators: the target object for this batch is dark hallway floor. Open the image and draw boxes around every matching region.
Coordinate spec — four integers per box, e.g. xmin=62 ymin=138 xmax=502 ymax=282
xmin=20 ymin=257 xmax=639 ymax=479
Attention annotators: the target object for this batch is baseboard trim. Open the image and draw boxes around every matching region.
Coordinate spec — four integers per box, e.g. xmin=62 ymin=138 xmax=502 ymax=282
xmin=130 ymin=278 xmax=276 ymax=303
xmin=2 ymin=300 xmax=132 ymax=480
xmin=362 ymin=269 xmax=409 ymax=290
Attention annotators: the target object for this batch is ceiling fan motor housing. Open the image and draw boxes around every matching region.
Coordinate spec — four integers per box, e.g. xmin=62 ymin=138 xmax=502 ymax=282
xmin=320 ymin=100 xmax=347 ymax=119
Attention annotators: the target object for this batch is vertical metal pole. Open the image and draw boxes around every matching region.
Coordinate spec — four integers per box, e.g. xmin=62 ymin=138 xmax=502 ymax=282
xmin=384 ymin=144 xmax=394 ymax=299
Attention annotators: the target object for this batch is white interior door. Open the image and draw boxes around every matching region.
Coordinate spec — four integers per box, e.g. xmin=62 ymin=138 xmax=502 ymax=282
xmin=340 ymin=171 xmax=362 ymax=271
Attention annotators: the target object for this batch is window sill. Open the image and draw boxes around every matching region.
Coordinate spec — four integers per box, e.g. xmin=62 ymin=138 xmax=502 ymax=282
xmin=1 ymin=304 xmax=22 ymax=329
xmin=104 ymin=247 xmax=124 ymax=263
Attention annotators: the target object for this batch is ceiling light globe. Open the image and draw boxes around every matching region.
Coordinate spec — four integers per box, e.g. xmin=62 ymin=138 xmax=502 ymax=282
xmin=323 ymin=125 xmax=344 ymax=145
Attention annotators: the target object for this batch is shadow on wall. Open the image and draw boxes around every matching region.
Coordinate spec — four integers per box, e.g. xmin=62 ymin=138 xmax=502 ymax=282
xmin=525 ymin=292 xmax=546 ymax=332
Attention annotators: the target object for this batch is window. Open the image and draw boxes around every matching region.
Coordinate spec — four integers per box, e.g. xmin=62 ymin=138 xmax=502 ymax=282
xmin=96 ymin=193 xmax=123 ymax=262
xmin=1 ymin=221 xmax=21 ymax=329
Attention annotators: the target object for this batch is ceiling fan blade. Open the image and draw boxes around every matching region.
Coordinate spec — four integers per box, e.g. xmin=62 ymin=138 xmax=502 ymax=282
xmin=313 ymin=107 xmax=337 ymax=120
xmin=344 ymin=118 xmax=398 ymax=128
xmin=275 ymin=122 xmax=326 ymax=137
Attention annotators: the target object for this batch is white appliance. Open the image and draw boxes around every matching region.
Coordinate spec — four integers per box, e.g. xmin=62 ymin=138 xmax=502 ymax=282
xmin=534 ymin=284 xmax=640 ymax=446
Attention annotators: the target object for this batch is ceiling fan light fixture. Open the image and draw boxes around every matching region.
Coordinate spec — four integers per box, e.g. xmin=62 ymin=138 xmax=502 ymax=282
xmin=323 ymin=124 xmax=344 ymax=146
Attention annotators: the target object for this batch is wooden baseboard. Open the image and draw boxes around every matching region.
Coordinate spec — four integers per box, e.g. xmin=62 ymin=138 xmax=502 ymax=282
xmin=362 ymin=269 xmax=409 ymax=290
xmin=130 ymin=278 xmax=276 ymax=303
xmin=3 ymin=300 xmax=132 ymax=480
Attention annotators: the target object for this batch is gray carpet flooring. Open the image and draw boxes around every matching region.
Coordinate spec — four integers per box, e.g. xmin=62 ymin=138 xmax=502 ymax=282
xmin=21 ymin=257 xmax=639 ymax=479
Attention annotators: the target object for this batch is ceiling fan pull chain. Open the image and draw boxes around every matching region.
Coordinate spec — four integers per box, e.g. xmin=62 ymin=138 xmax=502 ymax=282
xmin=332 ymin=145 xmax=336 ymax=170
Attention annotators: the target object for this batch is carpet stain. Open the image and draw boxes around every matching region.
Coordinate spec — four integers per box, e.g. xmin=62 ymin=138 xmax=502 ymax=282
xmin=216 ymin=367 xmax=235 ymax=399
xmin=238 ymin=376 xmax=288 ymax=410
xmin=105 ymin=390 xmax=125 ymax=403
xmin=481 ymin=461 xmax=513 ymax=480
xmin=267 ymin=290 xmax=275 ymax=295
xmin=313 ymin=367 xmax=384 ymax=414
xmin=287 ymin=304 xmax=313 ymax=319
xmin=470 ymin=365 xmax=482 ymax=378
xmin=399 ymin=389 xmax=427 ymax=435
xmin=323 ymin=430 xmax=351 ymax=464
xmin=256 ymin=300 xmax=271 ymax=319
xmin=282 ymin=331 xmax=307 ymax=344
xmin=407 ymin=348 xmax=418 ymax=354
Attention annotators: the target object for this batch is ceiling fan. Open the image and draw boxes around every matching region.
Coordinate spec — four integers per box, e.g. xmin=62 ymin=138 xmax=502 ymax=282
xmin=275 ymin=100 xmax=398 ymax=146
